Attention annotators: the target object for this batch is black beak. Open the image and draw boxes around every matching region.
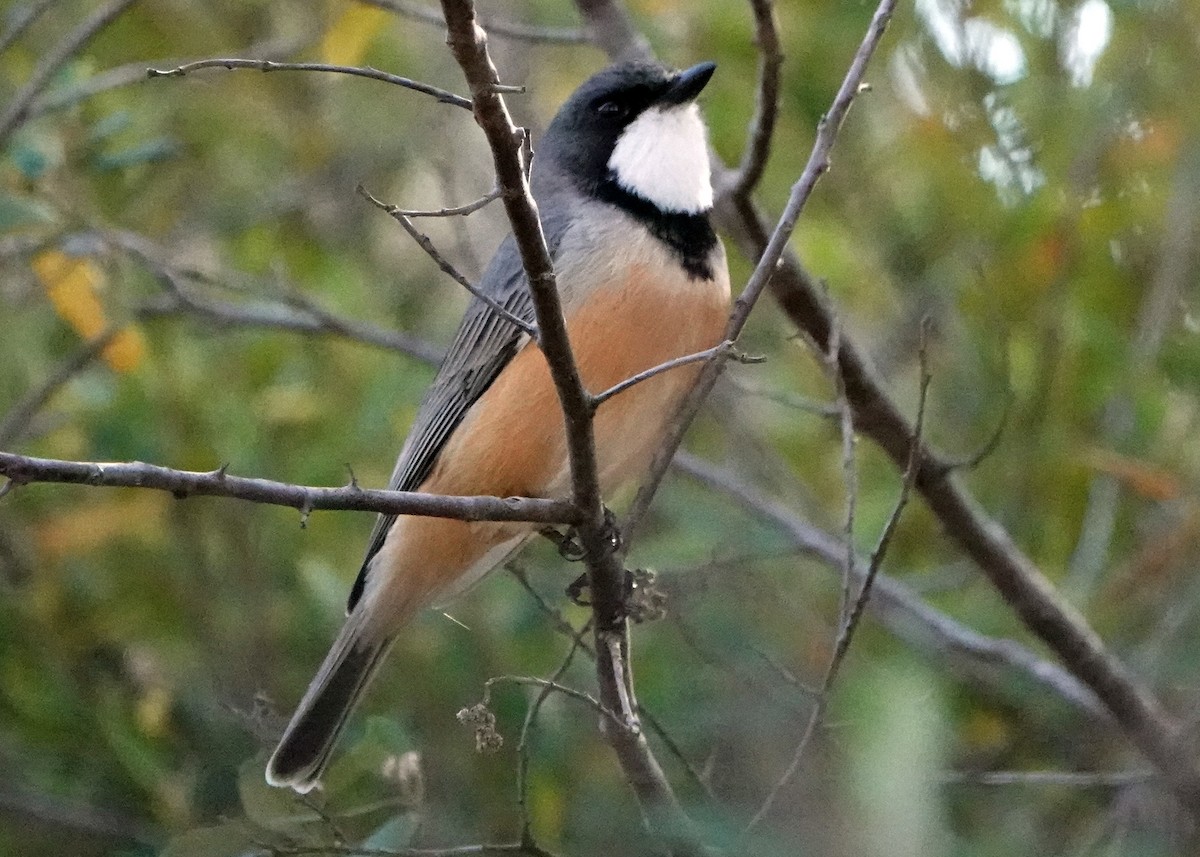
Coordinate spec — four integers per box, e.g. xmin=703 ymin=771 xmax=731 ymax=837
xmin=661 ymin=61 xmax=716 ymax=106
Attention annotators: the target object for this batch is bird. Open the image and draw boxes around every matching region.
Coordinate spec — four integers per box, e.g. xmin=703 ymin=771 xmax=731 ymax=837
xmin=266 ymin=59 xmax=731 ymax=792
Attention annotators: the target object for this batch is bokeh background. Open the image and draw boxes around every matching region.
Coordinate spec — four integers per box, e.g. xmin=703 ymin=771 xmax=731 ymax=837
xmin=2 ymin=0 xmax=1200 ymax=854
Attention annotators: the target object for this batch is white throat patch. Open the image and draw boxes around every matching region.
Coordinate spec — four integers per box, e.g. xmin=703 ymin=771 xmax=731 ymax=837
xmin=607 ymin=103 xmax=713 ymax=214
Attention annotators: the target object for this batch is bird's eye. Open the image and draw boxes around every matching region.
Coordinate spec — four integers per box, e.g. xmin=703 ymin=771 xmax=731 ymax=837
xmin=596 ymin=100 xmax=624 ymax=117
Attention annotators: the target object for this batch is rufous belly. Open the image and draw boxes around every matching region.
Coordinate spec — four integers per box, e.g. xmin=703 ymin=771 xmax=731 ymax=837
xmin=364 ymin=262 xmax=730 ymax=622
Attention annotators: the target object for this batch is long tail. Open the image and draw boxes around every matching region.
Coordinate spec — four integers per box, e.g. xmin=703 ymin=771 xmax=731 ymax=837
xmin=266 ymin=608 xmax=393 ymax=792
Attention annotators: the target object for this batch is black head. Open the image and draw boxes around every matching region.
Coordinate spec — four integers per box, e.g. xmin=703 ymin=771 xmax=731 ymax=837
xmin=535 ymin=61 xmax=717 ymax=214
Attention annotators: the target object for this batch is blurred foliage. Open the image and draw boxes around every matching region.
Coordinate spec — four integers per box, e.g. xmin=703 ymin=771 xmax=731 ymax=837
xmin=1 ymin=0 xmax=1200 ymax=854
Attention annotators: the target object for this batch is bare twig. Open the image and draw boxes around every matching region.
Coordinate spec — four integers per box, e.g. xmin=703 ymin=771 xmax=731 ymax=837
xmin=357 ymin=185 xmax=537 ymax=336
xmin=138 ymin=292 xmax=442 ymax=363
xmin=508 ymin=566 xmax=719 ymax=804
xmin=0 ymin=0 xmax=138 ymax=147
xmin=744 ymin=701 xmax=823 ymax=831
xmin=746 ymin=143 xmax=1200 ymax=823
xmin=0 ymin=327 xmax=122 ymax=448
xmin=0 ymin=452 xmax=578 ymax=525
xmin=726 ymin=0 xmax=783 ymax=198
xmin=267 ymin=842 xmax=560 ymax=857
xmin=360 ymin=0 xmax=589 ymax=44
xmin=827 ymin=327 xmax=930 ymax=684
xmin=516 ymin=623 xmax=591 ymax=836
xmin=827 ymin=320 xmax=858 ymax=631
xmin=384 ymin=185 xmax=502 ymax=218
xmin=745 ymin=345 xmax=927 ymax=832
xmin=25 ymin=36 xmax=310 ymax=117
xmin=146 ymin=59 xmax=473 ymax=109
xmin=942 ymin=769 xmax=1157 ymax=788
xmin=590 ymin=340 xmax=762 ymax=409
xmin=482 ymin=674 xmax=624 ymax=730
xmin=109 ymin=229 xmax=443 ymax=364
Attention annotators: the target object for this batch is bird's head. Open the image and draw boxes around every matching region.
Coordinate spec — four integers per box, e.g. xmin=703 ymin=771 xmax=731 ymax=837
xmin=536 ymin=61 xmax=717 ymax=216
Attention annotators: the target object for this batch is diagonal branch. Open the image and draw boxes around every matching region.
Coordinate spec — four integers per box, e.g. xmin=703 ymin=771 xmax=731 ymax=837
xmin=109 ymin=229 xmax=444 ymax=364
xmin=745 ymin=344 xmax=927 ymax=831
xmin=0 ymin=452 xmax=578 ymax=525
xmin=357 ymin=185 xmax=538 ymax=336
xmin=0 ymin=328 xmax=122 ymax=448
xmin=0 ymin=0 xmax=60 ymax=56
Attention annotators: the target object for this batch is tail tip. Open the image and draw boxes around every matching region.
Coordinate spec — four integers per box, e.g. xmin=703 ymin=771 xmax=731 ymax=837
xmin=265 ymin=753 xmax=321 ymax=793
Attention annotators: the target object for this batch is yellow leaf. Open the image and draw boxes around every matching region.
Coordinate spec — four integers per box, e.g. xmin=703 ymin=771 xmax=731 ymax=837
xmin=321 ymin=3 xmax=390 ymax=66
xmin=33 ymin=249 xmax=146 ymax=372
xmin=102 ymin=326 xmax=147 ymax=373
xmin=33 ymin=249 xmax=107 ymax=339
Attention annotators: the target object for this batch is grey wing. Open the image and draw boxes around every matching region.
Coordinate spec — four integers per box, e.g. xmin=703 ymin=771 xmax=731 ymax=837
xmin=346 ymin=213 xmax=568 ymax=612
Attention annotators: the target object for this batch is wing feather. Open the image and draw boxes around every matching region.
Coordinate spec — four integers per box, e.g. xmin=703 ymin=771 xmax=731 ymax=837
xmin=347 ymin=213 xmax=568 ymax=612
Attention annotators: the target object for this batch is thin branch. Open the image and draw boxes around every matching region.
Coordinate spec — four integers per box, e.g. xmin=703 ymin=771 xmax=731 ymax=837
xmin=941 ymin=769 xmax=1157 ymax=788
xmin=0 ymin=452 xmax=579 ymax=525
xmin=745 ymin=344 xmax=927 ymax=832
xmin=0 ymin=0 xmax=138 ymax=147
xmin=620 ymin=0 xmax=896 ymax=542
xmin=508 ymin=566 xmax=721 ymax=807
xmin=0 ymin=327 xmax=122 ymax=448
xmin=26 ymin=36 xmax=310 ymax=117
xmin=827 ymin=326 xmax=930 ymax=685
xmin=146 ymin=59 xmax=473 ymax=109
xmin=743 ymin=701 xmax=823 ymax=831
xmin=138 ymin=292 xmax=442 ymax=363
xmin=385 ymin=185 xmax=503 ymax=218
xmin=110 ymin=229 xmax=443 ymax=364
xmin=360 ymin=0 xmax=586 ymax=44
xmin=590 ymin=340 xmax=762 ymax=410
xmin=0 ymin=0 xmax=60 ymax=56
xmin=827 ymin=320 xmax=858 ymax=632
xmin=268 ymin=842 xmax=559 ymax=857
xmin=482 ymin=674 xmax=624 ymax=730
xmin=516 ymin=622 xmax=591 ymax=837
xmin=357 ymin=185 xmax=537 ymax=337
xmin=726 ymin=0 xmax=784 ymax=198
